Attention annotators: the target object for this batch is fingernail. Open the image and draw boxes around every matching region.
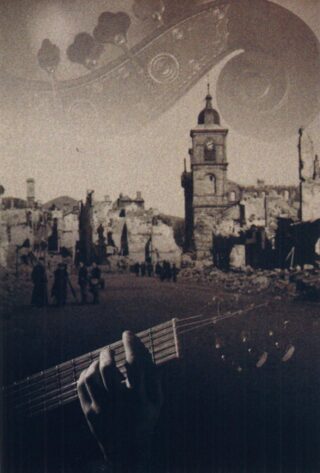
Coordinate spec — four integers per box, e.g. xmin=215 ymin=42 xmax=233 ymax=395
xmin=123 ymin=330 xmax=135 ymax=342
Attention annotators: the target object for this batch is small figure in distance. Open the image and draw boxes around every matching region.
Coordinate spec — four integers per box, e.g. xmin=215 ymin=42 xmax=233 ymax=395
xmin=77 ymin=331 xmax=162 ymax=473
xmin=172 ymin=263 xmax=178 ymax=283
xmin=90 ymin=262 xmax=101 ymax=305
xmin=51 ymin=263 xmax=68 ymax=307
xmin=78 ymin=261 xmax=88 ymax=305
xmin=31 ymin=257 xmax=48 ymax=308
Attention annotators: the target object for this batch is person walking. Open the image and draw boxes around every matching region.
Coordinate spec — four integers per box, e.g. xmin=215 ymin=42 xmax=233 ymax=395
xmin=90 ymin=262 xmax=101 ymax=305
xmin=78 ymin=262 xmax=88 ymax=305
xmin=51 ymin=263 xmax=68 ymax=307
xmin=172 ymin=263 xmax=178 ymax=283
xmin=31 ymin=258 xmax=48 ymax=307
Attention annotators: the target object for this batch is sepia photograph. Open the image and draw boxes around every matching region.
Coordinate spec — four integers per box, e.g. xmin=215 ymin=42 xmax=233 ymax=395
xmin=1 ymin=1 xmax=320 ymax=472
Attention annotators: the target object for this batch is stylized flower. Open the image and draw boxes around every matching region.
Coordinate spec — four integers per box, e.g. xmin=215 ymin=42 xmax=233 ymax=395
xmin=37 ymin=39 xmax=60 ymax=74
xmin=93 ymin=11 xmax=131 ymax=46
xmin=67 ymin=33 xmax=104 ymax=69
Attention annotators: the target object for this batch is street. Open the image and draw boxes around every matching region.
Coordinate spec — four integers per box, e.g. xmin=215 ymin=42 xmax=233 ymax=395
xmin=2 ymin=273 xmax=320 ymax=473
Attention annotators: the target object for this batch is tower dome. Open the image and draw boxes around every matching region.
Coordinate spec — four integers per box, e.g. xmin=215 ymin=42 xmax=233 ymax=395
xmin=197 ymin=87 xmax=220 ymax=125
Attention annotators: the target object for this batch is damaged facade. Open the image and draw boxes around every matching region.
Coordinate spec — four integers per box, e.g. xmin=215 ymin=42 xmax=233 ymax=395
xmin=0 ymin=180 xmax=181 ymax=269
xmin=182 ymin=91 xmax=318 ymax=268
xmin=0 ymin=181 xmax=79 ymax=268
xmin=79 ymin=191 xmax=181 ymax=265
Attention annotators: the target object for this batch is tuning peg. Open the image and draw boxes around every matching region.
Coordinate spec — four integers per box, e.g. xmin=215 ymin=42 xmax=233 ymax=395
xmin=256 ymin=351 xmax=268 ymax=368
xmin=281 ymin=344 xmax=295 ymax=363
xmin=246 ymin=347 xmax=269 ymax=368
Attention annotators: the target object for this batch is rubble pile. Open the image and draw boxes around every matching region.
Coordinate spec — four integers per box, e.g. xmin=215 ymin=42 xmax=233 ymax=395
xmin=179 ymin=260 xmax=320 ymax=298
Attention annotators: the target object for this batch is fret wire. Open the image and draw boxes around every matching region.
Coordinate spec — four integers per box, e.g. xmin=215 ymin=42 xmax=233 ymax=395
xmin=27 ymin=352 xmax=179 ymax=418
xmin=5 ymin=323 xmax=174 ymax=400
xmin=71 ymin=359 xmax=76 ymax=384
xmin=14 ymin=335 xmax=178 ymax=412
xmin=149 ymin=329 xmax=155 ymax=362
xmin=8 ymin=327 xmax=176 ymax=408
xmin=25 ymin=352 xmax=175 ymax=418
xmin=5 ymin=320 xmax=174 ymax=395
xmin=16 ymin=342 xmax=178 ymax=413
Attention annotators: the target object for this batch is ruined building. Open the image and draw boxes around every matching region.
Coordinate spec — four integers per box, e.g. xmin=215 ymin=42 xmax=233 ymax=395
xmin=182 ymin=87 xmax=242 ymax=259
xmin=298 ymin=128 xmax=320 ymax=221
xmin=78 ymin=190 xmax=181 ymax=265
xmin=182 ymin=89 xmax=301 ymax=262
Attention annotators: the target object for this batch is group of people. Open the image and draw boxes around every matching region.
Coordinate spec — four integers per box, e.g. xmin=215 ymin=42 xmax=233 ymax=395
xmin=156 ymin=260 xmax=178 ymax=282
xmin=78 ymin=261 xmax=102 ymax=305
xmin=31 ymin=258 xmax=103 ymax=308
xmin=133 ymin=260 xmax=179 ymax=282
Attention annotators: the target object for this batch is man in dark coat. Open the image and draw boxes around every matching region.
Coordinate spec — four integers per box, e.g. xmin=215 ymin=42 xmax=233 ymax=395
xmin=90 ymin=262 xmax=101 ymax=304
xmin=31 ymin=258 xmax=48 ymax=307
xmin=172 ymin=263 xmax=178 ymax=283
xmin=78 ymin=262 xmax=88 ymax=305
xmin=51 ymin=263 xmax=68 ymax=307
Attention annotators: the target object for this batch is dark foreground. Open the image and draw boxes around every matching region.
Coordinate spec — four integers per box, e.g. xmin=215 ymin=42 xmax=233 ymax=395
xmin=2 ymin=274 xmax=320 ymax=473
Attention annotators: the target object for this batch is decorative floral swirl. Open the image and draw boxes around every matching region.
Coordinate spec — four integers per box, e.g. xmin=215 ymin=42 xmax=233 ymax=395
xmin=216 ymin=0 xmax=320 ymax=139
xmin=0 ymin=0 xmax=319 ymax=140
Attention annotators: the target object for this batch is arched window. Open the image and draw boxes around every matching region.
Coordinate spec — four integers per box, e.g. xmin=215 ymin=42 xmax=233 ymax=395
xmin=204 ymin=140 xmax=216 ymax=161
xmin=229 ymin=191 xmax=236 ymax=202
xmin=209 ymin=174 xmax=216 ymax=194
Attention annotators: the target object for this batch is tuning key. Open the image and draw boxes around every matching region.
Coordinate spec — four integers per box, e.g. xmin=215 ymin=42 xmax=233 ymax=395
xmin=256 ymin=351 xmax=268 ymax=368
xmin=281 ymin=344 xmax=295 ymax=363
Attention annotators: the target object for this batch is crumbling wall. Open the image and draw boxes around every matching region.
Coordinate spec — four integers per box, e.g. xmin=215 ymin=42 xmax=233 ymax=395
xmin=60 ymin=212 xmax=79 ymax=250
xmin=92 ymin=197 xmax=182 ymax=263
xmin=299 ymin=129 xmax=320 ymax=221
xmin=241 ymin=195 xmax=266 ymax=227
xmin=266 ymin=196 xmax=299 ymax=238
xmin=194 ymin=205 xmax=241 ymax=259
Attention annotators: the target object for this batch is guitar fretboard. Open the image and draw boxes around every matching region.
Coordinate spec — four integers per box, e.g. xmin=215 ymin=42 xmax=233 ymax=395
xmin=4 ymin=319 xmax=180 ymax=418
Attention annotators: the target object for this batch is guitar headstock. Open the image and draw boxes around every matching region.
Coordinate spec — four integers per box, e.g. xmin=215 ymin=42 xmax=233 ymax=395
xmin=212 ymin=317 xmax=296 ymax=374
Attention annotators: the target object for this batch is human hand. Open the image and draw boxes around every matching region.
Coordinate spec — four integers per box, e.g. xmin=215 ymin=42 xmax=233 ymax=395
xmin=77 ymin=331 xmax=163 ymax=472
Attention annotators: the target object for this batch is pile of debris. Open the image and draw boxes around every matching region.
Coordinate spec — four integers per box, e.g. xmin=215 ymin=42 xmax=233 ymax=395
xmin=179 ymin=259 xmax=320 ymax=299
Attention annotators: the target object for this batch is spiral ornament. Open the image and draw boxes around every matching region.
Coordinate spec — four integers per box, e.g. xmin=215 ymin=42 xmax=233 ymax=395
xmin=0 ymin=1 xmax=319 ymax=139
xmin=216 ymin=1 xmax=320 ymax=140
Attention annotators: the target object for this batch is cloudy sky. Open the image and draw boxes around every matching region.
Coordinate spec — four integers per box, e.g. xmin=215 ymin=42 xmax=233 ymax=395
xmin=0 ymin=0 xmax=319 ymax=216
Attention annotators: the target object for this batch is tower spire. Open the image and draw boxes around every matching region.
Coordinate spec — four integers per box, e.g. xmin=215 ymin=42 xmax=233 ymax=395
xmin=205 ymin=75 xmax=213 ymax=109
xmin=197 ymin=77 xmax=220 ymax=125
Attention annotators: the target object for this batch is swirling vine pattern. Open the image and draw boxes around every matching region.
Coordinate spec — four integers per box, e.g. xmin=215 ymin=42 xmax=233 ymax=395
xmin=0 ymin=0 xmax=319 ymax=140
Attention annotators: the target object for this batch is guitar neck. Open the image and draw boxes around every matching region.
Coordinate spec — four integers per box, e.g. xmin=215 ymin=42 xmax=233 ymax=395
xmin=4 ymin=319 xmax=180 ymax=419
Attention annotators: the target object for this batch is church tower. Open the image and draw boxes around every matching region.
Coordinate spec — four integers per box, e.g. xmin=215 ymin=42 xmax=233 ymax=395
xmin=182 ymin=86 xmax=230 ymax=259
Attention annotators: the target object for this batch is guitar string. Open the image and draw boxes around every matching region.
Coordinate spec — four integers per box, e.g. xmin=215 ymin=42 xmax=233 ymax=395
xmin=25 ymin=306 xmax=255 ymax=418
xmin=7 ymin=312 xmax=214 ymax=402
xmin=18 ymin=312 xmax=244 ymax=416
xmin=26 ymin=351 xmax=178 ymax=418
xmin=15 ymin=340 xmax=177 ymax=412
xmin=9 ymin=315 xmax=217 ymax=407
xmin=4 ymin=290 xmax=221 ymax=396
xmin=27 ymin=352 xmax=178 ymax=418
xmin=9 ymin=303 xmax=268 ymax=417
xmin=10 ymin=329 xmax=176 ymax=403
xmin=8 ymin=326 xmax=176 ymax=406
xmin=7 ymin=303 xmax=266 ymax=408
xmin=4 ymin=319 xmax=174 ymax=395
